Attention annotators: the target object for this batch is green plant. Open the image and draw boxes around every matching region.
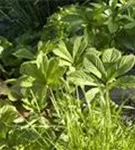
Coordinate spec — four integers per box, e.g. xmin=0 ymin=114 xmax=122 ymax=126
xmin=42 ymin=0 xmax=135 ymax=52
xmin=68 ymin=47 xmax=135 ymax=110
xmin=67 ymin=47 xmax=135 ymax=149
xmin=52 ymin=36 xmax=88 ymax=73
xmin=1 ymin=39 xmax=135 ymax=150
xmin=1 ymin=1 xmax=135 ymax=149
xmin=0 ymin=0 xmax=87 ymax=40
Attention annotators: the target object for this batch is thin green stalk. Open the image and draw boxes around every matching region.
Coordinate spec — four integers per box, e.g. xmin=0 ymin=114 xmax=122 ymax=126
xmin=105 ymin=87 xmax=112 ymax=150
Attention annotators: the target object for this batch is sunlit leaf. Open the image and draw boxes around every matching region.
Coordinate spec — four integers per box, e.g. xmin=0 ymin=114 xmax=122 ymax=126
xmin=102 ymin=48 xmax=121 ymax=63
xmin=0 ymin=105 xmax=18 ymax=125
xmin=53 ymin=41 xmax=73 ymax=63
xmin=85 ymin=88 xmax=99 ymax=102
xmin=84 ymin=54 xmax=106 ymax=79
xmin=117 ymin=55 xmax=135 ymax=77
xmin=68 ymin=70 xmax=96 ymax=86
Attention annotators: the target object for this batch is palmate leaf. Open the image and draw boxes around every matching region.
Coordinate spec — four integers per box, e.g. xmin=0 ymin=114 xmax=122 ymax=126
xmin=46 ymin=58 xmax=65 ymax=86
xmin=117 ymin=55 xmax=135 ymax=77
xmin=53 ymin=36 xmax=87 ymax=68
xmin=20 ymin=61 xmax=45 ymax=83
xmin=21 ymin=52 xmax=66 ymax=90
xmin=101 ymin=48 xmax=121 ymax=82
xmin=46 ymin=58 xmax=59 ymax=79
xmin=53 ymin=41 xmax=73 ymax=63
xmin=73 ymin=36 xmax=87 ymax=59
xmin=73 ymin=37 xmax=88 ymax=66
xmin=73 ymin=36 xmax=82 ymax=59
xmin=84 ymin=54 xmax=106 ymax=79
xmin=36 ymin=52 xmax=49 ymax=77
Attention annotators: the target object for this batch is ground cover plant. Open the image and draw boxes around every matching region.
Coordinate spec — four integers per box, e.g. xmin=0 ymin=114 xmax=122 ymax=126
xmin=1 ymin=0 xmax=135 ymax=150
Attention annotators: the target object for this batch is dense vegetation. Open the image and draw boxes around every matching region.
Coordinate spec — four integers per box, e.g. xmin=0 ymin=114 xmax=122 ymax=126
xmin=1 ymin=0 xmax=135 ymax=149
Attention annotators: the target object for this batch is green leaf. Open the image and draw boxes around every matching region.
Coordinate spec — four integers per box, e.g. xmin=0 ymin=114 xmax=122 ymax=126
xmin=107 ymin=18 xmax=119 ymax=33
xmin=46 ymin=58 xmax=59 ymax=79
xmin=53 ymin=41 xmax=73 ymax=63
xmin=102 ymin=48 xmax=121 ymax=63
xmin=0 ymin=105 xmax=18 ymax=125
xmin=124 ymin=21 xmax=135 ymax=29
xmin=0 ymin=46 xmax=4 ymax=55
xmin=13 ymin=48 xmax=34 ymax=59
xmin=46 ymin=58 xmax=65 ymax=86
xmin=0 ymin=121 xmax=6 ymax=139
xmin=62 ymin=14 xmax=83 ymax=24
xmin=0 ymin=79 xmax=8 ymax=95
xmin=73 ymin=37 xmax=88 ymax=66
xmin=85 ymin=48 xmax=101 ymax=57
xmin=85 ymin=88 xmax=99 ymax=102
xmin=73 ymin=36 xmax=83 ymax=59
xmin=21 ymin=129 xmax=39 ymax=142
xmin=61 ymin=14 xmax=84 ymax=31
xmin=20 ymin=76 xmax=34 ymax=87
xmin=112 ymin=76 xmax=135 ymax=89
xmin=59 ymin=59 xmax=71 ymax=66
xmin=117 ymin=55 xmax=135 ymax=77
xmin=0 ymin=37 xmax=12 ymax=48
xmin=68 ymin=70 xmax=97 ymax=86
xmin=36 ymin=52 xmax=48 ymax=75
xmin=20 ymin=61 xmax=45 ymax=82
xmin=84 ymin=54 xmax=106 ymax=79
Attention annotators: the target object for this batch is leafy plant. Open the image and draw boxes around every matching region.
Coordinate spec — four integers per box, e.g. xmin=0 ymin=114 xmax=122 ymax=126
xmin=42 ymin=0 xmax=135 ymax=52
xmin=69 ymin=48 xmax=135 ymax=102
xmin=11 ymin=52 xmax=66 ymax=111
xmin=53 ymin=36 xmax=88 ymax=74
xmin=1 ymin=1 xmax=135 ymax=149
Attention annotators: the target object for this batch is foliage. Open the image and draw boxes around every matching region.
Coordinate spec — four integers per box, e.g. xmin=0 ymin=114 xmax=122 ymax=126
xmin=1 ymin=35 xmax=134 ymax=149
xmin=1 ymin=0 xmax=135 ymax=149
xmin=42 ymin=0 xmax=135 ymax=52
xmin=0 ymin=0 xmax=90 ymax=40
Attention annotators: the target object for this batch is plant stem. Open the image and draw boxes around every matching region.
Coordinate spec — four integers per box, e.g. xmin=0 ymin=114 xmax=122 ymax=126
xmin=105 ymin=87 xmax=112 ymax=150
